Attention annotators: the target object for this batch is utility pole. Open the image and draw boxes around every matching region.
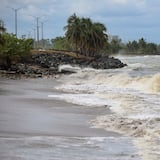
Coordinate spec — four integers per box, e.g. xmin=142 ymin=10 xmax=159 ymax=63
xmin=41 ymin=22 xmax=44 ymax=40
xmin=36 ymin=17 xmax=39 ymax=48
xmin=41 ymin=21 xmax=47 ymax=49
xmin=33 ymin=28 xmax=36 ymax=48
xmin=30 ymin=15 xmax=44 ymax=48
xmin=41 ymin=22 xmax=44 ymax=49
xmin=7 ymin=7 xmax=23 ymax=37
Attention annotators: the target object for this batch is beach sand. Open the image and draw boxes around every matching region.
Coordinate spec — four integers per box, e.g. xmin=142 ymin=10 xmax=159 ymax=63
xmin=0 ymin=77 xmax=140 ymax=160
xmin=0 ymin=77 xmax=119 ymax=137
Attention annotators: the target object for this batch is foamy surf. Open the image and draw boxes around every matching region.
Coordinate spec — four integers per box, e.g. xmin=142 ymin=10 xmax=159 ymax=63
xmin=58 ymin=64 xmax=81 ymax=73
xmin=49 ymin=55 xmax=160 ymax=160
xmin=48 ymin=93 xmax=115 ymax=107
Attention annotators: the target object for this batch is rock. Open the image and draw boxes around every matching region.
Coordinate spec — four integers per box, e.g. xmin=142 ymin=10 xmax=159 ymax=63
xmin=0 ymin=52 xmax=126 ymax=77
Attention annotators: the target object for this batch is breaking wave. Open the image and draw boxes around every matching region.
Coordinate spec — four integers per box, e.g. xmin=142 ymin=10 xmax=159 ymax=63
xmin=51 ymin=55 xmax=160 ymax=160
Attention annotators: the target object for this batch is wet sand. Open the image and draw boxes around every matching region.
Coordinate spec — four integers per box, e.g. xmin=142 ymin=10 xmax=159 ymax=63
xmin=0 ymin=77 xmax=118 ymax=138
xmin=0 ymin=77 xmax=141 ymax=160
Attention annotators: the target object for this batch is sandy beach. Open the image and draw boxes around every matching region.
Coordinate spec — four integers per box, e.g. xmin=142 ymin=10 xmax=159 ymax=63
xmin=0 ymin=77 xmax=140 ymax=160
xmin=0 ymin=77 xmax=118 ymax=137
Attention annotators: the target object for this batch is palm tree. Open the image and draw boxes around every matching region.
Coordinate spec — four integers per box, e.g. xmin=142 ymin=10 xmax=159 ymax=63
xmin=64 ymin=13 xmax=82 ymax=51
xmin=64 ymin=14 xmax=108 ymax=57
xmin=81 ymin=20 xmax=108 ymax=56
xmin=79 ymin=18 xmax=92 ymax=55
xmin=92 ymin=22 xmax=108 ymax=55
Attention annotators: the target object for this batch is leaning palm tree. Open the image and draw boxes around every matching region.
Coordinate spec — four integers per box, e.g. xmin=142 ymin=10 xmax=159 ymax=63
xmin=64 ymin=14 xmax=108 ymax=57
xmin=91 ymin=22 xmax=108 ymax=55
xmin=79 ymin=17 xmax=92 ymax=55
xmin=64 ymin=13 xmax=82 ymax=51
xmin=82 ymin=20 xmax=108 ymax=56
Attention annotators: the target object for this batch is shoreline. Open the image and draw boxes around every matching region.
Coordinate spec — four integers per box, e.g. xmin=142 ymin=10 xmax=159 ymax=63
xmin=0 ymin=77 xmax=142 ymax=160
xmin=0 ymin=77 xmax=119 ymax=137
xmin=0 ymin=52 xmax=126 ymax=79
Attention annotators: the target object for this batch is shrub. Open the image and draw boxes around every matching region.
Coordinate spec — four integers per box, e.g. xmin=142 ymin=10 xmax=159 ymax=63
xmin=0 ymin=33 xmax=33 ymax=68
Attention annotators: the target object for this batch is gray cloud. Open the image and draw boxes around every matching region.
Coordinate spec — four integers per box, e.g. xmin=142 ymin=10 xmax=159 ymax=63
xmin=0 ymin=0 xmax=160 ymax=43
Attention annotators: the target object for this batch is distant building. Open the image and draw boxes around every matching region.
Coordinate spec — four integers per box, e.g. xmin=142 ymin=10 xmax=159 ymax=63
xmin=0 ymin=19 xmax=6 ymax=34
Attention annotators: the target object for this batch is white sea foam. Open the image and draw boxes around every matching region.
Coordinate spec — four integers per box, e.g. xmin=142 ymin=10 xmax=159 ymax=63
xmin=48 ymin=93 xmax=115 ymax=107
xmin=58 ymin=64 xmax=81 ymax=73
xmin=59 ymin=64 xmax=160 ymax=93
xmin=51 ymin=55 xmax=160 ymax=160
xmin=127 ymin=114 xmax=160 ymax=120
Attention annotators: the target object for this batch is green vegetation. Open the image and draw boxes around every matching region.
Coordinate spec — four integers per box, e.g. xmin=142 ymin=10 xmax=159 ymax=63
xmin=0 ymin=20 xmax=33 ymax=68
xmin=64 ymin=13 xmax=108 ymax=56
xmin=1 ymin=13 xmax=160 ymax=70
xmin=125 ymin=38 xmax=159 ymax=55
xmin=52 ymin=14 xmax=160 ymax=55
xmin=51 ymin=36 xmax=71 ymax=50
xmin=107 ymin=36 xmax=123 ymax=54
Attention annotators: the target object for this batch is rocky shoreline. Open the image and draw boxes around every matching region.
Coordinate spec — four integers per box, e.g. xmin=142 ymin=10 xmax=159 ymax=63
xmin=0 ymin=52 xmax=126 ymax=78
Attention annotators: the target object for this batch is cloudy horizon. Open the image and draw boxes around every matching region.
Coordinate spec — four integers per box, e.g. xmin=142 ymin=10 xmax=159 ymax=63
xmin=0 ymin=0 xmax=160 ymax=43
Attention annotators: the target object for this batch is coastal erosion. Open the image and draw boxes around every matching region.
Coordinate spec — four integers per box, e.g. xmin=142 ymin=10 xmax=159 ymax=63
xmin=0 ymin=50 xmax=126 ymax=78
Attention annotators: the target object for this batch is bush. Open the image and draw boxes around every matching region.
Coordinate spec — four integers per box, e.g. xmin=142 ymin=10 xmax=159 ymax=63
xmin=0 ymin=33 xmax=33 ymax=68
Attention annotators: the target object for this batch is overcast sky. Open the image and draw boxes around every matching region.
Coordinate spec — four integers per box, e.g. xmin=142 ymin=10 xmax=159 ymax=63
xmin=0 ymin=0 xmax=160 ymax=43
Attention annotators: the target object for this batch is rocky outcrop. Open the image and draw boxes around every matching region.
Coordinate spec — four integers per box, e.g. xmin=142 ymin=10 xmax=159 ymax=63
xmin=0 ymin=52 xmax=126 ymax=77
xmin=31 ymin=53 xmax=126 ymax=70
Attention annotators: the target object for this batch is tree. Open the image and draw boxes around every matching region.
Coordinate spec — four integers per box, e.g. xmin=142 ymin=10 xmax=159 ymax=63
xmin=138 ymin=38 xmax=146 ymax=52
xmin=145 ymin=43 xmax=157 ymax=54
xmin=83 ymin=21 xmax=108 ymax=56
xmin=64 ymin=13 xmax=82 ymax=51
xmin=126 ymin=40 xmax=139 ymax=53
xmin=109 ymin=37 xmax=122 ymax=54
xmin=64 ymin=14 xmax=108 ymax=56
xmin=0 ymin=33 xmax=33 ymax=68
xmin=125 ymin=38 xmax=159 ymax=55
xmin=51 ymin=36 xmax=71 ymax=50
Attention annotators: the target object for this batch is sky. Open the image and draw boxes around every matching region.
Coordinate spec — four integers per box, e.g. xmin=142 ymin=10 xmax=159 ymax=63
xmin=0 ymin=0 xmax=160 ymax=43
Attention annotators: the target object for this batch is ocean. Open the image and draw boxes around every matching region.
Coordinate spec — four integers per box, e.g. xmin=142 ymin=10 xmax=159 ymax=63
xmin=0 ymin=55 xmax=159 ymax=160
xmin=49 ymin=55 xmax=160 ymax=160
